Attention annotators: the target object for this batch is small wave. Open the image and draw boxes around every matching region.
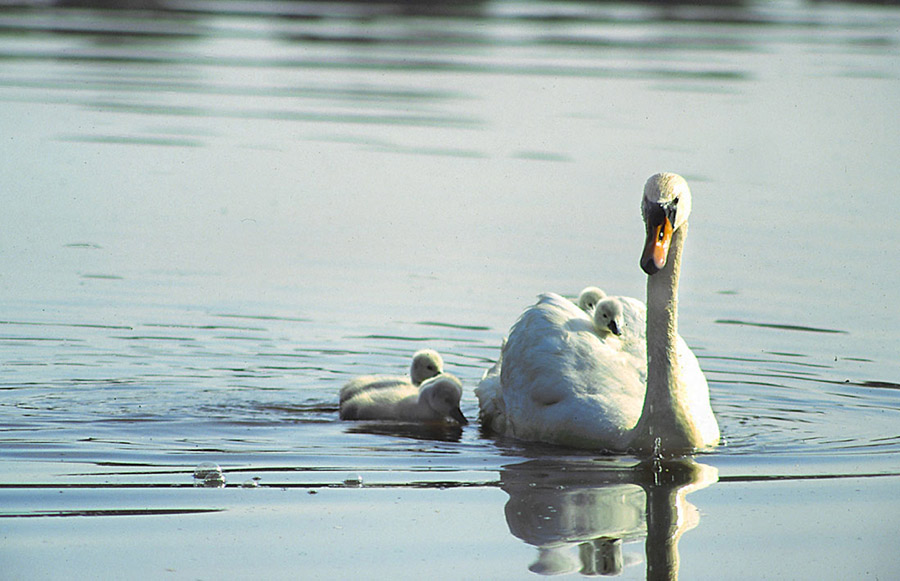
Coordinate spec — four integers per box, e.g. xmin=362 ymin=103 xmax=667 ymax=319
xmin=0 ymin=320 xmax=133 ymax=331
xmin=416 ymin=321 xmax=492 ymax=332
xmin=858 ymin=380 xmax=900 ymax=391
xmin=715 ymin=319 xmax=848 ymax=334
xmin=213 ymin=313 xmax=312 ymax=323
xmin=0 ymin=508 xmax=223 ymax=519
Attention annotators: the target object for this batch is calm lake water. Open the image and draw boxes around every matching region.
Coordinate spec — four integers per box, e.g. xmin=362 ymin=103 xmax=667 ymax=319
xmin=2 ymin=0 xmax=899 ymax=578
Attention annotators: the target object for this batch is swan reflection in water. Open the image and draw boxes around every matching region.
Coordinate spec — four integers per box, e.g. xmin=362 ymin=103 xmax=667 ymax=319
xmin=500 ymin=457 xmax=717 ymax=578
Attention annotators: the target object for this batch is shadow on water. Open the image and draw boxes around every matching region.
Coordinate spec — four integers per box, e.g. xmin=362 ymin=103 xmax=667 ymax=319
xmin=46 ymin=0 xmax=751 ymax=14
xmin=500 ymin=457 xmax=717 ymax=579
xmin=343 ymin=420 xmax=465 ymax=442
xmin=44 ymin=0 xmax=900 ymax=22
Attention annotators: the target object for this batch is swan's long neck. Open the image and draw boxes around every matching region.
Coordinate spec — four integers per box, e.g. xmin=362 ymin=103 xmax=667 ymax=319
xmin=633 ymin=223 xmax=702 ymax=455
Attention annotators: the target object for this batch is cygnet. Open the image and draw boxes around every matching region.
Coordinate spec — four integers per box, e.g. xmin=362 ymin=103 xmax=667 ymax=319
xmin=577 ymin=286 xmax=607 ymax=313
xmin=592 ymin=297 xmax=624 ymax=337
xmin=339 ymin=349 xmax=443 ymax=403
xmin=340 ymin=373 xmax=468 ymax=425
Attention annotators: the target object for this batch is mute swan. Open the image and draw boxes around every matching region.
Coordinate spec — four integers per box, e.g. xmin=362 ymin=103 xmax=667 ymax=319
xmin=340 ymin=373 xmax=468 ymax=425
xmin=578 ymin=286 xmax=607 ymax=313
xmin=476 ymin=173 xmax=719 ymax=454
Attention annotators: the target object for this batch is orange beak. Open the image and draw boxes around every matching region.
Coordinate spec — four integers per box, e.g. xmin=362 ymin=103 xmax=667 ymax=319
xmin=641 ymin=214 xmax=673 ymax=275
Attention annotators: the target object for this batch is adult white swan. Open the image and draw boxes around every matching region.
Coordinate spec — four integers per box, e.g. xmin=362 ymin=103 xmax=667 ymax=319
xmin=476 ymin=173 xmax=719 ymax=454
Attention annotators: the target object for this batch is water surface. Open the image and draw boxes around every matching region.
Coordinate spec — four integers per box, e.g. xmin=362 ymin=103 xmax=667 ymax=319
xmin=2 ymin=0 xmax=900 ymax=578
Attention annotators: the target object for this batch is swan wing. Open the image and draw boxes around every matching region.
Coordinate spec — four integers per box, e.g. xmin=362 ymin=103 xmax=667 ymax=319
xmin=475 ymin=352 xmax=506 ymax=433
xmin=675 ymin=335 xmax=719 ymax=443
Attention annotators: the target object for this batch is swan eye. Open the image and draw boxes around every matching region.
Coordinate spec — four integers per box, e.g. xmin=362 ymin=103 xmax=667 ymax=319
xmin=664 ymin=204 xmax=678 ymax=229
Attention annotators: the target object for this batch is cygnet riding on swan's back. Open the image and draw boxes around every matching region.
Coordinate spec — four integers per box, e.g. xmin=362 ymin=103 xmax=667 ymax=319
xmin=339 ymin=349 xmax=467 ymax=425
xmin=592 ymin=297 xmax=625 ymax=337
xmin=476 ymin=173 xmax=719 ymax=454
xmin=577 ymin=286 xmax=606 ymax=314
xmin=582 ymin=290 xmax=645 ymax=346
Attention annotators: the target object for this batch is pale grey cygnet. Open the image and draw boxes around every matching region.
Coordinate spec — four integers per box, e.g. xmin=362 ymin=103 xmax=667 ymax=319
xmin=577 ymin=286 xmax=607 ymax=313
xmin=592 ymin=298 xmax=624 ymax=337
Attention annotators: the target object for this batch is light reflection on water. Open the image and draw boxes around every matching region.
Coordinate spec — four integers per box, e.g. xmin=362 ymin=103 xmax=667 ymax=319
xmin=2 ymin=0 xmax=900 ymax=578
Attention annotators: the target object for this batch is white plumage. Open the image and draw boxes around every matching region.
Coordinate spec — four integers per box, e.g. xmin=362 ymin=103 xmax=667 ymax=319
xmin=476 ymin=173 xmax=719 ymax=454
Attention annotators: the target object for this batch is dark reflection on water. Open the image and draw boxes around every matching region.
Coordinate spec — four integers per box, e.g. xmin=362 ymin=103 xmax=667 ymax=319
xmin=715 ymin=318 xmax=849 ymax=334
xmin=501 ymin=457 xmax=717 ymax=578
xmin=344 ymin=420 xmax=465 ymax=442
xmin=5 ymin=0 xmax=896 ymax=159
xmin=0 ymin=507 xmax=224 ymax=518
xmin=3 ymin=0 xmax=895 ymax=166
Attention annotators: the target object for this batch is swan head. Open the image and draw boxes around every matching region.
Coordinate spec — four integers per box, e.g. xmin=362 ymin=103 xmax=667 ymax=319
xmin=419 ymin=373 xmax=468 ymax=425
xmin=640 ymin=172 xmax=692 ymax=275
xmin=592 ymin=298 xmax=624 ymax=336
xmin=577 ymin=286 xmax=607 ymax=313
xmin=410 ymin=349 xmax=443 ymax=385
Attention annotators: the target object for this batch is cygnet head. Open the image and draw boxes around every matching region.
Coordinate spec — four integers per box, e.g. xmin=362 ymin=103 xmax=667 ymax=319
xmin=593 ymin=298 xmax=624 ymax=336
xmin=641 ymin=172 xmax=692 ymax=275
xmin=410 ymin=349 xmax=443 ymax=385
xmin=419 ymin=373 xmax=468 ymax=425
xmin=577 ymin=286 xmax=606 ymax=313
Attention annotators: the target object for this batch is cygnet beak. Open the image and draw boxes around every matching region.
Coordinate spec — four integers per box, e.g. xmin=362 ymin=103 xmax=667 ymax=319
xmin=608 ymin=319 xmax=622 ymax=336
xmin=449 ymin=407 xmax=468 ymax=425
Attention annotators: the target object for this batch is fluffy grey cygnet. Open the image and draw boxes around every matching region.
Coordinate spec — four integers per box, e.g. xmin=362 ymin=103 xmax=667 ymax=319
xmin=577 ymin=286 xmax=607 ymax=313
xmin=340 ymin=373 xmax=467 ymax=425
xmin=339 ymin=349 xmax=443 ymax=403
xmin=592 ymin=297 xmax=624 ymax=337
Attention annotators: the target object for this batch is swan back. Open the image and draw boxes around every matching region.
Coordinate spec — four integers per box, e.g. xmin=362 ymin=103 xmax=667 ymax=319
xmin=496 ymin=293 xmax=646 ymax=448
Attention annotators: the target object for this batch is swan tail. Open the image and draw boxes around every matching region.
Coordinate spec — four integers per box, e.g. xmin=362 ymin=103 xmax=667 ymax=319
xmin=475 ymin=356 xmax=507 ymax=434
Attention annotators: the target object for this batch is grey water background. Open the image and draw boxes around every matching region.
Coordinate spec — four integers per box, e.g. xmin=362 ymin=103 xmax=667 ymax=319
xmin=2 ymin=0 xmax=899 ymax=578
